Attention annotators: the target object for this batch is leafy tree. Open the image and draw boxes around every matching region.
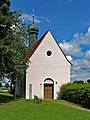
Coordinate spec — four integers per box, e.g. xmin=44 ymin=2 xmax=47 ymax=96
xmin=0 ymin=0 xmax=30 ymax=97
xmin=0 ymin=82 xmax=2 ymax=87
xmin=5 ymin=82 xmax=9 ymax=88
xmin=0 ymin=0 xmax=12 ymax=77
xmin=87 ymin=79 xmax=90 ymax=84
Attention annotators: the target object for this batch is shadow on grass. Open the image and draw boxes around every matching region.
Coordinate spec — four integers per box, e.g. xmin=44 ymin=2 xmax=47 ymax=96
xmin=0 ymin=93 xmax=14 ymax=105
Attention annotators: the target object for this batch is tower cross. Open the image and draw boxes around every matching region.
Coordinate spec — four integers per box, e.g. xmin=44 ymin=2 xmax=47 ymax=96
xmin=32 ymin=9 xmax=35 ymax=24
xmin=32 ymin=15 xmax=34 ymax=24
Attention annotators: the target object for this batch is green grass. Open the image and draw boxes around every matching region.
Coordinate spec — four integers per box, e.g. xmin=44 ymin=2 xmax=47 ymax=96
xmin=0 ymin=93 xmax=14 ymax=104
xmin=0 ymin=93 xmax=90 ymax=120
xmin=0 ymin=88 xmax=2 ymax=92
xmin=0 ymin=87 xmax=10 ymax=93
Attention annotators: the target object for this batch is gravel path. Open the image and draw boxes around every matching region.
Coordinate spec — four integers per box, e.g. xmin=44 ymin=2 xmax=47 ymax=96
xmin=60 ymin=101 xmax=90 ymax=112
xmin=48 ymin=100 xmax=90 ymax=112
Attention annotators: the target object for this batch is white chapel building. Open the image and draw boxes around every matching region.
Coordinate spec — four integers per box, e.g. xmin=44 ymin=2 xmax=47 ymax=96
xmin=17 ymin=17 xmax=72 ymax=99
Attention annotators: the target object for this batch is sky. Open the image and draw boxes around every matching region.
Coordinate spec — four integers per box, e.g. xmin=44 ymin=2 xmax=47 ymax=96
xmin=11 ymin=0 xmax=90 ymax=82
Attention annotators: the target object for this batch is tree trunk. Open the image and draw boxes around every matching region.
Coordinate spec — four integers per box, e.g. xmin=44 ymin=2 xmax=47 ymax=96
xmin=10 ymin=74 xmax=13 ymax=94
xmin=14 ymin=81 xmax=16 ymax=99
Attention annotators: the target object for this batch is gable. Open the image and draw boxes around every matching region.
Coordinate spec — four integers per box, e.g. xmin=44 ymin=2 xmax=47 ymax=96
xmin=27 ymin=30 xmax=72 ymax=65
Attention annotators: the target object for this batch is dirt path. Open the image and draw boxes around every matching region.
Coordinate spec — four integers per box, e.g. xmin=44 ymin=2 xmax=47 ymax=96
xmin=61 ymin=102 xmax=90 ymax=112
xmin=48 ymin=100 xmax=90 ymax=112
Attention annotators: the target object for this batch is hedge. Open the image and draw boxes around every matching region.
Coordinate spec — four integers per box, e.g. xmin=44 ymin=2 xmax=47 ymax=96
xmin=59 ymin=83 xmax=90 ymax=108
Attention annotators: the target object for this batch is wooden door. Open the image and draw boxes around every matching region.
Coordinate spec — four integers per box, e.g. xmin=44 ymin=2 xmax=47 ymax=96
xmin=44 ymin=84 xmax=53 ymax=99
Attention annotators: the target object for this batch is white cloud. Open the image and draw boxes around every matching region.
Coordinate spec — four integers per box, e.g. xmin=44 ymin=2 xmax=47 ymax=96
xmin=73 ymin=27 xmax=90 ymax=46
xmin=85 ymin=50 xmax=90 ymax=60
xmin=71 ymin=59 xmax=90 ymax=82
xmin=36 ymin=16 xmax=50 ymax=23
xmin=21 ymin=13 xmax=41 ymax=23
xmin=59 ymin=26 xmax=90 ymax=82
xmin=60 ymin=26 xmax=90 ymax=58
xmin=59 ymin=41 xmax=83 ymax=57
xmin=81 ymin=27 xmax=90 ymax=45
xmin=21 ymin=13 xmax=50 ymax=24
xmin=66 ymin=55 xmax=73 ymax=61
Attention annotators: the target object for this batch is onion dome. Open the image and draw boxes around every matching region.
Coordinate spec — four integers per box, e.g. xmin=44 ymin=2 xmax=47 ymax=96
xmin=28 ymin=15 xmax=39 ymax=47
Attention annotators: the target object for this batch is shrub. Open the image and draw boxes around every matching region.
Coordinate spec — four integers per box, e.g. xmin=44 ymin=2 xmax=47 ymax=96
xmin=5 ymin=83 xmax=9 ymax=88
xmin=73 ymin=80 xmax=84 ymax=84
xmin=87 ymin=79 xmax=90 ymax=83
xmin=59 ymin=83 xmax=90 ymax=108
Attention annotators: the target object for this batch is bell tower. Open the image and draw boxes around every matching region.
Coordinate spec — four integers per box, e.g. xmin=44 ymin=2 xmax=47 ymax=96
xmin=28 ymin=15 xmax=39 ymax=47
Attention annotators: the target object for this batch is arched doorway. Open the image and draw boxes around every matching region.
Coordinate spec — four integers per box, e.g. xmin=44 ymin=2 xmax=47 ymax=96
xmin=44 ymin=78 xmax=54 ymax=99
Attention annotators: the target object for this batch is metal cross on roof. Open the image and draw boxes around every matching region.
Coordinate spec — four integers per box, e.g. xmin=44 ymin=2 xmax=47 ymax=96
xmin=32 ymin=9 xmax=35 ymax=24
xmin=32 ymin=15 xmax=34 ymax=24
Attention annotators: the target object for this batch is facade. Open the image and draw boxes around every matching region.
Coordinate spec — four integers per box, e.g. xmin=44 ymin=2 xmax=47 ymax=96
xmin=16 ymin=18 xmax=72 ymax=99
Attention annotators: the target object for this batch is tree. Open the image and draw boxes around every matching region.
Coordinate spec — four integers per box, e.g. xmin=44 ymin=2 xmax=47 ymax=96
xmin=87 ymin=79 xmax=90 ymax=84
xmin=0 ymin=0 xmax=30 ymax=98
xmin=0 ymin=82 xmax=2 ymax=87
xmin=0 ymin=0 xmax=12 ymax=77
xmin=5 ymin=82 xmax=9 ymax=88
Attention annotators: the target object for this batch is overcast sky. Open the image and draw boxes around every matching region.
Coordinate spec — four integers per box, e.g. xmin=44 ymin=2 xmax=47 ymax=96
xmin=11 ymin=0 xmax=90 ymax=82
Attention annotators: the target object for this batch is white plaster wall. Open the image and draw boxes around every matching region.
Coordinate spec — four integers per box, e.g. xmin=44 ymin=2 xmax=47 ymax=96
xmin=26 ymin=31 xmax=71 ymax=99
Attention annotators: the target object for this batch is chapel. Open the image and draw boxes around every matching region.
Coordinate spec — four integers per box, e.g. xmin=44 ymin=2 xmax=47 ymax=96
xmin=16 ymin=16 xmax=71 ymax=99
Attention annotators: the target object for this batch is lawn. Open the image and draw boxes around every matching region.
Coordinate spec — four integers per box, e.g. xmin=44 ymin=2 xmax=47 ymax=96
xmin=0 ymin=93 xmax=90 ymax=120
